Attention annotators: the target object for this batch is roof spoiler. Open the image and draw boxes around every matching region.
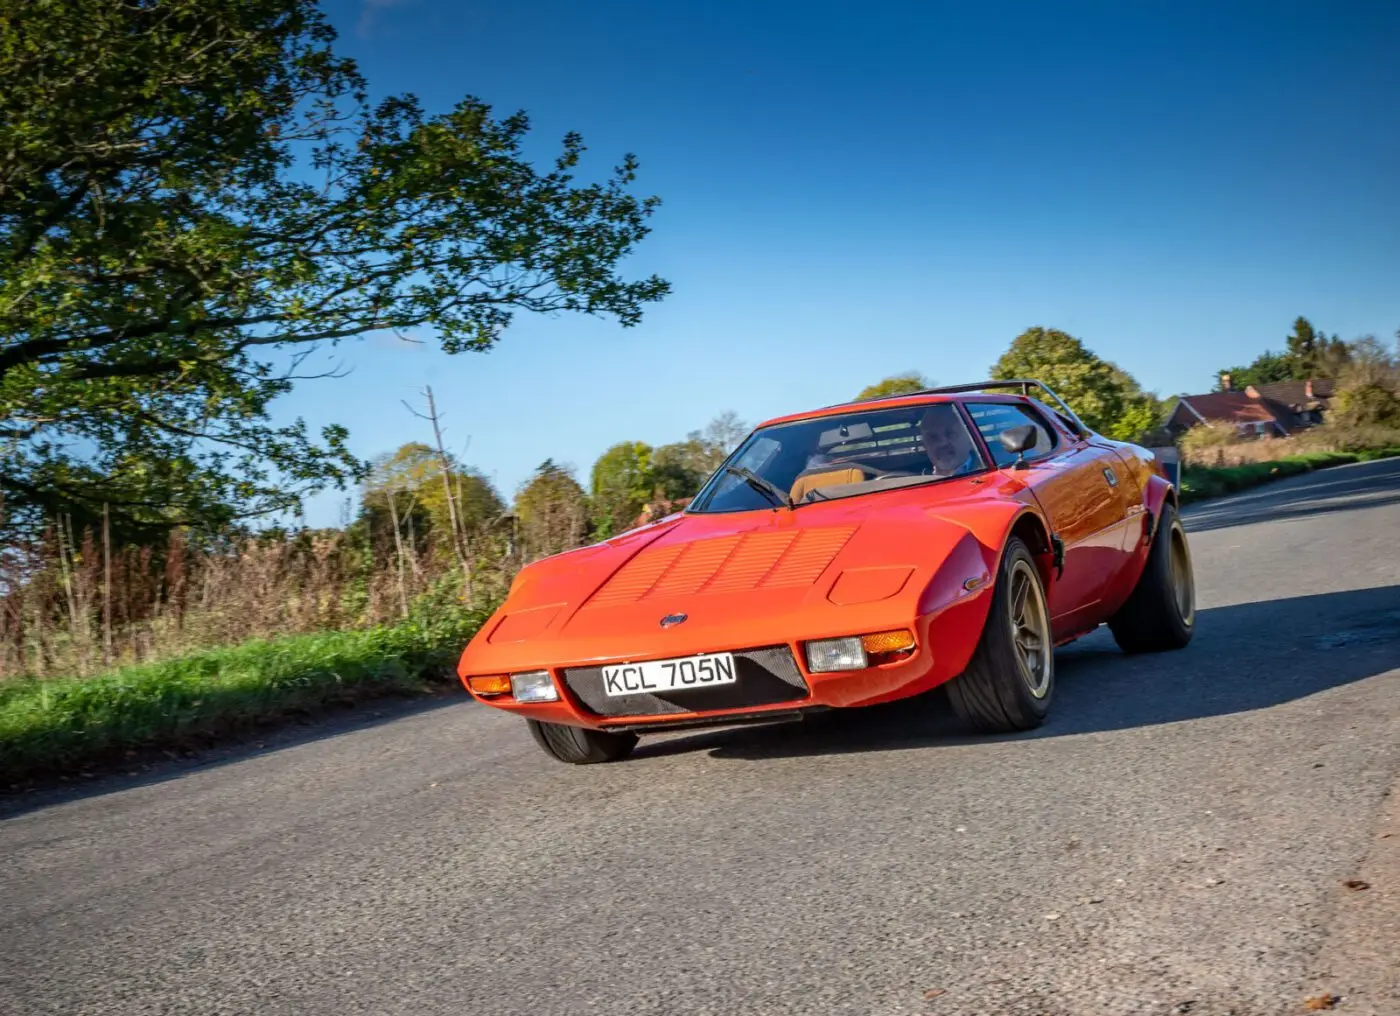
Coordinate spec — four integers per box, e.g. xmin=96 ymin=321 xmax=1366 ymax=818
xmin=862 ymin=378 xmax=1094 ymax=438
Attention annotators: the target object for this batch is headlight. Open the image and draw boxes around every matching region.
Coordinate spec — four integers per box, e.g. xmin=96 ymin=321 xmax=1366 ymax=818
xmin=805 ymin=637 xmax=867 ymax=672
xmin=805 ymin=630 xmax=917 ymax=673
xmin=510 ymin=670 xmax=560 ymax=703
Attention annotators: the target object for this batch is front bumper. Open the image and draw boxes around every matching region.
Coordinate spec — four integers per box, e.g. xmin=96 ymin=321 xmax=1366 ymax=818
xmin=560 ymin=644 xmax=809 ymax=718
xmin=458 ymin=588 xmax=994 ymax=732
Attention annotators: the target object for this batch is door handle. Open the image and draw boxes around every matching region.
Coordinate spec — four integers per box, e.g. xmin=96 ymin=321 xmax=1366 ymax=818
xmin=1102 ymin=467 xmax=1118 ymax=487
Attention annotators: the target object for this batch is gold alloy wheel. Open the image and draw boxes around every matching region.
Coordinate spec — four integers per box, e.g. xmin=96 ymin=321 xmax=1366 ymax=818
xmin=1168 ymin=518 xmax=1195 ymax=626
xmin=1009 ymin=558 xmax=1052 ymax=699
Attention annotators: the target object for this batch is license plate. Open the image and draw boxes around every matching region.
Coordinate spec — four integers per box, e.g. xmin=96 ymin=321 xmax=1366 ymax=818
xmin=601 ymin=652 xmax=737 ymax=697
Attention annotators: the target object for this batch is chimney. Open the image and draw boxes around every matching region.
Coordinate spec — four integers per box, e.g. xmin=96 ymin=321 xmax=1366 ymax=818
xmin=1220 ymin=373 xmax=1233 ymax=391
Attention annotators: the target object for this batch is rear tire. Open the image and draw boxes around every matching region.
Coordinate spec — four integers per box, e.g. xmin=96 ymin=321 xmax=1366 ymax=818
xmin=527 ymin=719 xmax=638 ymax=764
xmin=1108 ymin=502 xmax=1195 ymax=654
xmin=945 ymin=537 xmax=1055 ymax=734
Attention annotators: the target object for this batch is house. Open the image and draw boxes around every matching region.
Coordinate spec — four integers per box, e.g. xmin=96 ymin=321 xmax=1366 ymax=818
xmin=1243 ymin=378 xmax=1335 ymax=429
xmin=1166 ymin=375 xmax=1335 ymax=439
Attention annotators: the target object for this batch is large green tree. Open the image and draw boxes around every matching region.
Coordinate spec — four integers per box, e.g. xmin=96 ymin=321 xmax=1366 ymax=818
xmin=0 ymin=0 xmax=667 ymax=537
xmin=361 ymin=442 xmax=504 ymax=548
xmin=513 ymin=460 xmax=588 ymax=560
xmin=589 ymin=441 xmax=655 ymax=538
xmin=1214 ymin=316 xmax=1352 ymax=390
xmin=650 ymin=411 xmax=749 ymax=498
xmin=1213 ymin=351 xmax=1294 ymax=391
xmin=991 ymin=328 xmax=1161 ymax=441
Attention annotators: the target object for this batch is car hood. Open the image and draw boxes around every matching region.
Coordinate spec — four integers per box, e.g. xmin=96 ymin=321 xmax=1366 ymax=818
xmin=460 ymin=477 xmax=1006 ymax=673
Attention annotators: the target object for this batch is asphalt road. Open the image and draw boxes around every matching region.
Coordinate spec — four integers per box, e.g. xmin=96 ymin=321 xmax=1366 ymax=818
xmin=3 ymin=459 xmax=1399 ymax=1016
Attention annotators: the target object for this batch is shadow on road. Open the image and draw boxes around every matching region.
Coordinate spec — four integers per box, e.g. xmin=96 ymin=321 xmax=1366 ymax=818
xmin=1182 ymin=458 xmax=1400 ymax=534
xmin=634 ymin=583 xmax=1400 ymax=762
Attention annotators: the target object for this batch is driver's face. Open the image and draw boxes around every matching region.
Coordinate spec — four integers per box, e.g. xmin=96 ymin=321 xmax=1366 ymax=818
xmin=920 ymin=409 xmax=974 ymax=473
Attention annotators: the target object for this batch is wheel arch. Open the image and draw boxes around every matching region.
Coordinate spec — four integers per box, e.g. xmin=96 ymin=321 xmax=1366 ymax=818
xmin=1007 ymin=507 xmax=1056 ymax=594
xmin=1141 ymin=473 xmax=1177 ymax=547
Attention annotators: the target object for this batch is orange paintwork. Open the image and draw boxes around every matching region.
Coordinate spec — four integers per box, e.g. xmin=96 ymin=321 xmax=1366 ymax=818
xmin=456 ymin=392 xmax=1174 ymax=732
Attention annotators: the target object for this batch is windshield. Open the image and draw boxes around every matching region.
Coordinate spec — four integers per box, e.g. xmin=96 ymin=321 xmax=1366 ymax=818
xmin=691 ymin=402 xmax=987 ymax=513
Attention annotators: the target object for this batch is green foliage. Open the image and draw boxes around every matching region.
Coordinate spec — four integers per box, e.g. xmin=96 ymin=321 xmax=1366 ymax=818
xmin=1214 ymin=352 xmax=1293 ymax=391
xmin=1327 ymin=336 xmax=1400 ymax=426
xmin=589 ymin=441 xmax=655 ymax=537
xmin=0 ymin=0 xmax=668 ymax=537
xmin=1214 ymin=316 xmax=1352 ymax=390
xmin=650 ymin=412 xmax=747 ymax=503
xmin=1284 ymin=316 xmax=1351 ymax=379
xmin=513 ymin=460 xmax=587 ymax=559
xmin=855 ymin=372 xmax=931 ymax=400
xmin=361 ymin=442 xmax=505 ymax=558
xmin=585 ymin=412 xmax=749 ymax=538
xmin=1333 ymin=384 xmax=1400 ymax=427
xmin=650 ymin=444 xmax=707 ymax=501
xmin=0 ymin=604 xmax=492 ymax=784
xmin=990 ymin=327 xmax=1161 ymax=441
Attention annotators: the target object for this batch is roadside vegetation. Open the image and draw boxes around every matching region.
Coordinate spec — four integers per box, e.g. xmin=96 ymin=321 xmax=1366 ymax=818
xmin=4 ymin=2 xmax=1400 ymax=785
xmin=1180 ymin=446 xmax=1400 ymax=503
xmin=1175 ymin=334 xmax=1400 ymax=500
xmin=0 ymin=608 xmax=486 ymax=783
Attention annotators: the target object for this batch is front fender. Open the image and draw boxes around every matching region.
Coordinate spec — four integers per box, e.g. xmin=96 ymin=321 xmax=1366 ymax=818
xmin=910 ymin=495 xmax=1055 ymax=685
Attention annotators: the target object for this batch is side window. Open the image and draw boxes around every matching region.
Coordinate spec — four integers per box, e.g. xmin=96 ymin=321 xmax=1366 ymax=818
xmin=965 ymin=403 xmax=1058 ymax=468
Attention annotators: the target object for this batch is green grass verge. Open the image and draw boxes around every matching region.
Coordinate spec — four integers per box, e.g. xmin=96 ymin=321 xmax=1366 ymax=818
xmin=1179 ymin=447 xmax=1400 ymax=504
xmin=1 ymin=611 xmax=487 ymax=786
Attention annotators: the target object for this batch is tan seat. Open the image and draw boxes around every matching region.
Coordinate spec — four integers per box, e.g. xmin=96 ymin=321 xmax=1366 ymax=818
xmin=789 ymin=467 xmax=865 ymax=502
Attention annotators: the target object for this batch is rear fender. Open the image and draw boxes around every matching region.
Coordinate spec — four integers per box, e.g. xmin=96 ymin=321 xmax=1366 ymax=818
xmin=1104 ymin=471 xmax=1175 ymax=619
xmin=1130 ymin=473 xmax=1175 ymax=567
xmin=1143 ymin=472 xmax=1175 ymax=533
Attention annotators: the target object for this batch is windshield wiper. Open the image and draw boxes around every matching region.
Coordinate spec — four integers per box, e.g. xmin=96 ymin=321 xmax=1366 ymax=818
xmin=724 ymin=465 xmax=793 ymax=509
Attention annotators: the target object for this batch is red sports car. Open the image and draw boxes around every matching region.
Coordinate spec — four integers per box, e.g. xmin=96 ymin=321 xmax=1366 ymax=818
xmin=457 ymin=380 xmax=1195 ymax=763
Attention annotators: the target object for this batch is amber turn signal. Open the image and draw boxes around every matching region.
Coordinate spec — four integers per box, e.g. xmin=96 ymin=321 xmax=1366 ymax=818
xmin=466 ymin=674 xmax=512 ymax=697
xmin=859 ymin=630 xmax=916 ymax=654
xmin=861 ymin=629 xmax=917 ymax=665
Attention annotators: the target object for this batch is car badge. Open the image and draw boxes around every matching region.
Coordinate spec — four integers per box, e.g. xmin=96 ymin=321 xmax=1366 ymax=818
xmin=659 ymin=613 xmax=688 ymax=628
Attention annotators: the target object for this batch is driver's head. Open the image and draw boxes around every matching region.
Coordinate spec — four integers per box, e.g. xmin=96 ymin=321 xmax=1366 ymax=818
xmin=919 ymin=406 xmax=976 ymax=474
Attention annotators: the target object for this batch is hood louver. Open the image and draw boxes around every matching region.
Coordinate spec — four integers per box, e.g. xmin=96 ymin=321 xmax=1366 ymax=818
xmin=582 ymin=526 xmax=857 ymax=609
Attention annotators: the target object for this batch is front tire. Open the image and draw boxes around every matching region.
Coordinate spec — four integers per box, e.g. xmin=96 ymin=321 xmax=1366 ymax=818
xmin=945 ymin=537 xmax=1055 ymax=733
xmin=1107 ymin=502 xmax=1195 ymax=653
xmin=527 ymin=719 xmax=638 ymax=764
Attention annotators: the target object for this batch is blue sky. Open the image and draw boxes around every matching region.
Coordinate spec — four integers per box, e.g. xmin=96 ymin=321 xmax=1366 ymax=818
xmin=279 ymin=0 xmax=1400 ymax=526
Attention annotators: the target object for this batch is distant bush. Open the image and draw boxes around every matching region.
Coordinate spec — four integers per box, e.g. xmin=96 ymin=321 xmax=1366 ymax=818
xmin=1332 ymin=382 xmax=1400 ymax=427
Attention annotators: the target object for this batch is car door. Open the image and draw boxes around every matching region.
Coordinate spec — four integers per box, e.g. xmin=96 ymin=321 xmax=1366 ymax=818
xmin=963 ymin=401 xmax=1130 ymax=634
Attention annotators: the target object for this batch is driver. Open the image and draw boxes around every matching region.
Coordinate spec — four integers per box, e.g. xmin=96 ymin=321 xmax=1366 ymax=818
xmin=919 ymin=405 xmax=981 ymax=476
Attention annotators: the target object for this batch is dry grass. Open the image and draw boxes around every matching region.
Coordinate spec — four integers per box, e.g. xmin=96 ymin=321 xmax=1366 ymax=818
xmin=1179 ymin=422 xmax=1400 ymax=468
xmin=0 ymin=521 xmax=520 ymax=682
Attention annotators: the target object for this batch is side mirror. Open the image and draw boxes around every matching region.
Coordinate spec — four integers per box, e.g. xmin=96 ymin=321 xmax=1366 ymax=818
xmin=999 ymin=425 xmax=1038 ymax=469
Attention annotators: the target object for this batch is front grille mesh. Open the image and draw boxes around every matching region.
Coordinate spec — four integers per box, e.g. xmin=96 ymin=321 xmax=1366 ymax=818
xmin=560 ymin=645 xmax=809 ymax=717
